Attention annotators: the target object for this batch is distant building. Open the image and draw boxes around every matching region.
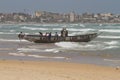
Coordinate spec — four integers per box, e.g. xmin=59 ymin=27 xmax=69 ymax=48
xmin=35 ymin=11 xmax=43 ymax=18
xmin=100 ymin=13 xmax=113 ymax=17
xmin=70 ymin=11 xmax=75 ymax=22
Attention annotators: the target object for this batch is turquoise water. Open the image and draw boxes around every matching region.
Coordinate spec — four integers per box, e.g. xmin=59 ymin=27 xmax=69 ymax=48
xmin=0 ymin=23 xmax=120 ymax=67
xmin=0 ymin=23 xmax=120 ymax=51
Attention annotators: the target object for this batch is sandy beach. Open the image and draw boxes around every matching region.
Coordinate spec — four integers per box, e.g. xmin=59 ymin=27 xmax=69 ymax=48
xmin=0 ymin=60 xmax=119 ymax=80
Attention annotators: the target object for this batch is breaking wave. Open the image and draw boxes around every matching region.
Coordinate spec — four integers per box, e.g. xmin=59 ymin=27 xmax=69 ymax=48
xmin=17 ymin=48 xmax=60 ymax=53
xmin=8 ymin=53 xmax=65 ymax=59
xmin=8 ymin=53 xmax=26 ymax=56
xmin=55 ymin=41 xmax=119 ymax=51
xmin=99 ymin=29 xmax=120 ymax=33
xmin=98 ymin=36 xmax=120 ymax=39
xmin=0 ymin=32 xmax=16 ymax=34
xmin=28 ymin=55 xmax=65 ymax=59
xmin=104 ymin=59 xmax=120 ymax=62
xmin=21 ymin=26 xmax=49 ymax=30
xmin=0 ymin=39 xmax=28 ymax=42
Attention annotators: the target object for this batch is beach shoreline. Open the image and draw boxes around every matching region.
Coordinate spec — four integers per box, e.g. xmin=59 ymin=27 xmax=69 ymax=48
xmin=0 ymin=60 xmax=120 ymax=80
xmin=0 ymin=23 xmax=120 ymax=80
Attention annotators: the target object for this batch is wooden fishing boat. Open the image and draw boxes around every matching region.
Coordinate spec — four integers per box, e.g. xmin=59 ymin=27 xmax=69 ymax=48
xmin=18 ymin=32 xmax=98 ymax=43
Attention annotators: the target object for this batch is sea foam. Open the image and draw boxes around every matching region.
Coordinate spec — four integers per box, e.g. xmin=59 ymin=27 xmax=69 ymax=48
xmin=8 ymin=53 xmax=26 ymax=56
xmin=21 ymin=26 xmax=49 ymax=30
xmin=99 ymin=29 xmax=120 ymax=33
xmin=104 ymin=41 xmax=119 ymax=45
xmin=98 ymin=36 xmax=120 ymax=39
xmin=0 ymin=39 xmax=28 ymax=42
xmin=55 ymin=41 xmax=119 ymax=51
xmin=28 ymin=55 xmax=65 ymax=59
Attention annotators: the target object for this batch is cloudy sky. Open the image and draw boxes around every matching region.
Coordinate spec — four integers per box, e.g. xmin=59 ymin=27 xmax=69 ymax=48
xmin=0 ymin=0 xmax=120 ymax=14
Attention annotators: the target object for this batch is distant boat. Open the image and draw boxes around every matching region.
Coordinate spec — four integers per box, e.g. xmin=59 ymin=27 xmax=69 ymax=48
xmin=18 ymin=33 xmax=98 ymax=43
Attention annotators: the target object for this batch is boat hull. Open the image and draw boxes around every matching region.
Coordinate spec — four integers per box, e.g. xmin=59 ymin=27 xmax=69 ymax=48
xmin=20 ymin=33 xmax=98 ymax=43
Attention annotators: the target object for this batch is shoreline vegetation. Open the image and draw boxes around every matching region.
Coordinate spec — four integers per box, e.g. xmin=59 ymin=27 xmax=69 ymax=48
xmin=0 ymin=60 xmax=120 ymax=80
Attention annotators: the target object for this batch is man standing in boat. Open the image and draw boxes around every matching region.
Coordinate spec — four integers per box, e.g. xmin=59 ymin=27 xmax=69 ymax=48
xmin=61 ymin=28 xmax=68 ymax=37
xmin=18 ymin=32 xmax=24 ymax=39
xmin=48 ymin=32 xmax=52 ymax=41
xmin=54 ymin=32 xmax=59 ymax=40
xmin=61 ymin=28 xmax=68 ymax=41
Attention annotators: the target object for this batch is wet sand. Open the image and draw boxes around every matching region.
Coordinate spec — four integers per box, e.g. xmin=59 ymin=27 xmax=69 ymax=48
xmin=0 ymin=60 xmax=120 ymax=80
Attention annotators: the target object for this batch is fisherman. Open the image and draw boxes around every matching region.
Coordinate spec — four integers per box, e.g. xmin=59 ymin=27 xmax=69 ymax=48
xmin=61 ymin=28 xmax=64 ymax=37
xmin=39 ymin=32 xmax=43 ymax=40
xmin=55 ymin=32 xmax=58 ymax=37
xmin=48 ymin=32 xmax=52 ymax=41
xmin=65 ymin=28 xmax=68 ymax=37
xmin=61 ymin=28 xmax=68 ymax=37
xmin=39 ymin=32 xmax=43 ymax=36
xmin=54 ymin=32 xmax=59 ymax=40
xmin=18 ymin=32 xmax=24 ymax=39
xmin=45 ymin=32 xmax=48 ymax=36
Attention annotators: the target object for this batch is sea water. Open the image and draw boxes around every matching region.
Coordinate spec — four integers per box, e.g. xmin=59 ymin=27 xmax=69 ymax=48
xmin=0 ymin=23 xmax=120 ymax=67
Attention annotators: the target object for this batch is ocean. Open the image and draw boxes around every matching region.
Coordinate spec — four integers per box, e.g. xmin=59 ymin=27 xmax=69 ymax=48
xmin=0 ymin=23 xmax=120 ymax=67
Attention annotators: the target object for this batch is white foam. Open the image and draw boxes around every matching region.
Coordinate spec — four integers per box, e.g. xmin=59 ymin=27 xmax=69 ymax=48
xmin=99 ymin=29 xmax=120 ymax=33
xmin=67 ymin=28 xmax=95 ymax=32
xmin=61 ymin=25 xmax=67 ymax=28
xmin=104 ymin=46 xmax=119 ymax=49
xmin=45 ymin=49 xmax=59 ymax=53
xmin=79 ymin=24 xmax=86 ymax=27
xmin=21 ymin=26 xmax=95 ymax=32
xmin=55 ymin=42 xmax=99 ymax=50
xmin=52 ymin=28 xmax=63 ymax=31
xmin=28 ymin=55 xmax=65 ymax=59
xmin=55 ymin=41 xmax=119 ymax=51
xmin=104 ymin=59 xmax=120 ymax=62
xmin=8 ymin=53 xmax=65 ymax=59
xmin=0 ymin=32 xmax=16 ymax=34
xmin=104 ymin=41 xmax=119 ymax=45
xmin=69 ymin=32 xmax=90 ymax=36
xmin=8 ymin=53 xmax=26 ymax=56
xmin=40 ymin=24 xmax=59 ymax=27
xmin=98 ymin=36 xmax=120 ymax=39
xmin=55 ymin=42 xmax=76 ymax=49
xmin=28 ymin=55 xmax=46 ymax=58
xmin=21 ymin=26 xmax=49 ymax=30
xmin=0 ymin=39 xmax=28 ymax=42
xmin=99 ymin=24 xmax=103 ymax=26
xmin=10 ymin=30 xmax=15 ymax=32
xmin=18 ymin=48 xmax=60 ymax=53
xmin=17 ymin=48 xmax=44 ymax=52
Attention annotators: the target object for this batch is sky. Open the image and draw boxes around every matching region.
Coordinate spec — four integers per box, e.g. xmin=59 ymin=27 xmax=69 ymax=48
xmin=0 ymin=0 xmax=120 ymax=14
